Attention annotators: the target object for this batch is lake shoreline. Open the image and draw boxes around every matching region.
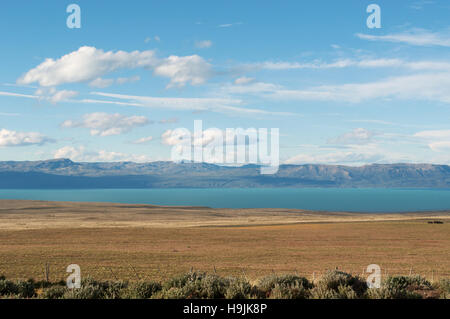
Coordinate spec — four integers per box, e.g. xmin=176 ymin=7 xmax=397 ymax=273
xmin=0 ymin=199 xmax=449 ymax=230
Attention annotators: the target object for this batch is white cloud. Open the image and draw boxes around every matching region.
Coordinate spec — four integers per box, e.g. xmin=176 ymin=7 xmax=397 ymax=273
xmin=234 ymin=77 xmax=255 ymax=85
xmin=116 ymin=75 xmax=140 ymax=85
xmin=89 ymin=78 xmax=115 ymax=88
xmin=89 ymin=76 xmax=140 ymax=88
xmin=0 ymin=91 xmax=37 ymax=99
xmin=54 ymin=146 xmax=151 ymax=162
xmin=17 ymin=46 xmax=212 ymax=89
xmin=195 ymin=40 xmax=212 ymax=49
xmin=218 ymin=22 xmax=242 ymax=28
xmin=356 ymin=29 xmax=450 ymax=47
xmin=18 ymin=46 xmax=158 ymax=87
xmin=328 ymin=128 xmax=375 ymax=145
xmin=252 ymin=58 xmax=450 ymax=71
xmin=87 ymin=92 xmax=296 ymax=116
xmin=268 ymin=73 xmax=450 ymax=104
xmin=0 ymin=128 xmax=52 ymax=147
xmin=159 ymin=118 xmax=178 ymax=124
xmin=35 ymin=87 xmax=79 ymax=103
xmin=153 ymin=55 xmax=212 ymax=88
xmin=414 ymin=129 xmax=450 ymax=152
xmin=414 ymin=129 xmax=450 ymax=139
xmin=61 ymin=112 xmax=150 ymax=136
xmin=429 ymin=141 xmax=450 ymax=152
xmin=131 ymin=136 xmax=153 ymax=144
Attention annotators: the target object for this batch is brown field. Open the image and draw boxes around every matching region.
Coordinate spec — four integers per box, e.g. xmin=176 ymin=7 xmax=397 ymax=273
xmin=0 ymin=200 xmax=449 ymax=282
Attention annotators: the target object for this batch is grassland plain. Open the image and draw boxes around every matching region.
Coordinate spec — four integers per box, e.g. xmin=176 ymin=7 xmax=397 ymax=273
xmin=0 ymin=200 xmax=449 ymax=283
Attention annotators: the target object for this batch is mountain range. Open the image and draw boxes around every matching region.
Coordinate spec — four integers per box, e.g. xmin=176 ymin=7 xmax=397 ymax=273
xmin=0 ymin=159 xmax=449 ymax=188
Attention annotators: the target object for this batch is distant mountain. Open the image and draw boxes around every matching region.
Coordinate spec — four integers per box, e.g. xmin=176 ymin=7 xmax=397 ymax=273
xmin=0 ymin=159 xmax=449 ymax=188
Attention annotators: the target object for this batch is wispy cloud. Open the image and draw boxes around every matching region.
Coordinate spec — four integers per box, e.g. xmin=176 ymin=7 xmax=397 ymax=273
xmin=218 ymin=22 xmax=242 ymax=28
xmin=195 ymin=40 xmax=212 ymax=49
xmin=86 ymin=92 xmax=297 ymax=116
xmin=356 ymin=29 xmax=450 ymax=47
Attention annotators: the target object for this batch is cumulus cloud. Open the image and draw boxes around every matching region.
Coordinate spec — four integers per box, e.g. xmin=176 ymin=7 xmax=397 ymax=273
xmin=153 ymin=55 xmax=212 ymax=88
xmin=18 ymin=46 xmax=211 ymax=88
xmin=61 ymin=112 xmax=150 ymax=136
xmin=0 ymin=128 xmax=52 ymax=147
xmin=35 ymin=87 xmax=79 ymax=103
xmin=18 ymin=46 xmax=157 ymax=87
xmin=54 ymin=146 xmax=151 ymax=162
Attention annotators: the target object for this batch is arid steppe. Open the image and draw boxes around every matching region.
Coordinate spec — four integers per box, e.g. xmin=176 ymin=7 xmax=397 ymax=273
xmin=0 ymin=200 xmax=449 ymax=282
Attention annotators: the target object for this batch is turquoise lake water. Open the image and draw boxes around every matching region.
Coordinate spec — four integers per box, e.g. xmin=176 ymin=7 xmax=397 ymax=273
xmin=1 ymin=188 xmax=450 ymax=212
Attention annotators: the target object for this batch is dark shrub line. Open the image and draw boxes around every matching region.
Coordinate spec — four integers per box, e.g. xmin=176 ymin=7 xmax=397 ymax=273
xmin=0 ymin=271 xmax=448 ymax=299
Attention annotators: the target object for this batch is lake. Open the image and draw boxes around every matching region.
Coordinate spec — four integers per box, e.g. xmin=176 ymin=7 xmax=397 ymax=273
xmin=1 ymin=188 xmax=450 ymax=212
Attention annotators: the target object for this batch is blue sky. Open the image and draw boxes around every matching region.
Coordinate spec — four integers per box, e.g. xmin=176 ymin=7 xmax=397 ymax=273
xmin=1 ymin=0 xmax=450 ymax=165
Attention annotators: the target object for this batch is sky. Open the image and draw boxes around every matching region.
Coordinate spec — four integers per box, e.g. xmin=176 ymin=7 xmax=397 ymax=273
xmin=1 ymin=0 xmax=450 ymax=165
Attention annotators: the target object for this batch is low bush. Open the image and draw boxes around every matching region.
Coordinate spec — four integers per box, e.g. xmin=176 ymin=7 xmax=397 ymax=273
xmin=224 ymin=277 xmax=253 ymax=299
xmin=256 ymin=274 xmax=313 ymax=298
xmin=121 ymin=281 xmax=160 ymax=299
xmin=309 ymin=270 xmax=366 ymax=299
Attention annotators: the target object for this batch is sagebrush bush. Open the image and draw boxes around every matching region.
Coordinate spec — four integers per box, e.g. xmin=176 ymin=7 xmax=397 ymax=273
xmin=0 ymin=279 xmax=35 ymax=298
xmin=0 ymin=279 xmax=18 ymax=296
xmin=159 ymin=271 xmax=228 ymax=299
xmin=366 ymin=287 xmax=422 ymax=299
xmin=438 ymin=279 xmax=450 ymax=299
xmin=224 ymin=277 xmax=253 ymax=299
xmin=42 ymin=285 xmax=67 ymax=299
xmin=384 ymin=275 xmax=432 ymax=291
xmin=309 ymin=270 xmax=366 ymax=299
xmin=270 ymin=282 xmax=310 ymax=299
xmin=0 ymin=271 xmax=448 ymax=299
xmin=257 ymin=274 xmax=312 ymax=298
xmin=121 ymin=281 xmax=160 ymax=299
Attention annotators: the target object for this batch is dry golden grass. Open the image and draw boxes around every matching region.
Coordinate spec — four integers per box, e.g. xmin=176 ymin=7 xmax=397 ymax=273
xmin=0 ymin=200 xmax=449 ymax=282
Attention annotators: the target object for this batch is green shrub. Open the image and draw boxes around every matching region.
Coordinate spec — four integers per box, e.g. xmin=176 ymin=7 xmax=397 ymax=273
xmin=159 ymin=271 xmax=228 ymax=299
xmin=0 ymin=280 xmax=18 ymax=296
xmin=153 ymin=287 xmax=188 ymax=299
xmin=257 ymin=274 xmax=312 ymax=298
xmin=121 ymin=281 xmax=161 ymax=299
xmin=384 ymin=275 xmax=432 ymax=290
xmin=224 ymin=278 xmax=253 ymax=299
xmin=438 ymin=279 xmax=450 ymax=299
xmin=103 ymin=281 xmax=128 ymax=299
xmin=270 ymin=282 xmax=310 ymax=299
xmin=15 ymin=280 xmax=35 ymax=298
xmin=367 ymin=287 xmax=422 ymax=299
xmin=309 ymin=270 xmax=366 ymax=299
xmin=42 ymin=286 xmax=67 ymax=299
xmin=63 ymin=286 xmax=105 ymax=299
